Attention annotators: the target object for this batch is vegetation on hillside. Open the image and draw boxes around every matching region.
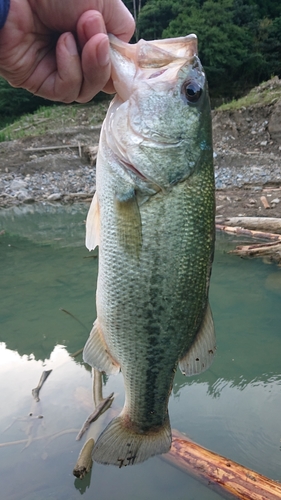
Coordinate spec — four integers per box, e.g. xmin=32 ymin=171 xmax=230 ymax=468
xmin=0 ymin=101 xmax=108 ymax=142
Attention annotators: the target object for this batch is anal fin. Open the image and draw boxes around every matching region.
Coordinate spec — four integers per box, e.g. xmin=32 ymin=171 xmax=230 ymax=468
xmin=179 ymin=302 xmax=216 ymax=376
xmin=83 ymin=320 xmax=120 ymax=375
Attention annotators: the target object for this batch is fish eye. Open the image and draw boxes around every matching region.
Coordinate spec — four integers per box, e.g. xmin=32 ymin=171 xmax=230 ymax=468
xmin=182 ymin=80 xmax=202 ymax=103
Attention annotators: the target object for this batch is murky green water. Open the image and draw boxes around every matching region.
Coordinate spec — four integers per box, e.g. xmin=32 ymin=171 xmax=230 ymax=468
xmin=0 ymin=203 xmax=280 ymax=500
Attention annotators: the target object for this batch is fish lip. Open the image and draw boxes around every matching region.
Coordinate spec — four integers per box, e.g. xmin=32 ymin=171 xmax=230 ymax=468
xmin=108 ymin=33 xmax=198 ymax=102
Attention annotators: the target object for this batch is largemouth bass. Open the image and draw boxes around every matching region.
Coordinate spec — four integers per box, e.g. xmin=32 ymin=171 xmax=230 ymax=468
xmin=83 ymin=33 xmax=216 ymax=467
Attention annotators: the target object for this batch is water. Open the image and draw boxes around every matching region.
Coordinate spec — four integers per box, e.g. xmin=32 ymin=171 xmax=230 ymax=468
xmin=0 ymin=203 xmax=280 ymax=500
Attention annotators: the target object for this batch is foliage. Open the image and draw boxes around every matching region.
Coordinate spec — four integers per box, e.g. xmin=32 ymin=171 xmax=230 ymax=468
xmin=126 ymin=0 xmax=281 ymax=98
xmin=137 ymin=0 xmax=181 ymax=40
xmin=0 ymin=100 xmax=108 ymax=141
xmin=217 ymin=76 xmax=281 ymax=110
xmin=0 ymin=78 xmax=54 ymax=126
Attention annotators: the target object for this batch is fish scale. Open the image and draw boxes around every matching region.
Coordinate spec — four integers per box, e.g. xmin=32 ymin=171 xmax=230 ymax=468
xmin=83 ymin=34 xmax=216 ymax=466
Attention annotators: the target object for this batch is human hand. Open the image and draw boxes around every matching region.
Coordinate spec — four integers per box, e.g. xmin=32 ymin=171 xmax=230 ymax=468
xmin=0 ymin=0 xmax=135 ymax=102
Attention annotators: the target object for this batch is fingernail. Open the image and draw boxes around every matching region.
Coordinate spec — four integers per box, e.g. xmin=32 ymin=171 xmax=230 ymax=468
xmin=97 ymin=36 xmax=110 ymax=67
xmin=65 ymin=33 xmax=78 ymax=56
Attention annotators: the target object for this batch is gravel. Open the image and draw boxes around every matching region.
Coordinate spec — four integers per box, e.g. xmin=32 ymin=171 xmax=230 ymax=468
xmin=0 ymin=163 xmax=96 ymax=207
xmin=1 ymin=149 xmax=281 ymax=208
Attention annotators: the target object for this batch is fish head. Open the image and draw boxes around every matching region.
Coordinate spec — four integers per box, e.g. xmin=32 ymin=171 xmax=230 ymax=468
xmin=104 ymin=34 xmax=212 ymax=192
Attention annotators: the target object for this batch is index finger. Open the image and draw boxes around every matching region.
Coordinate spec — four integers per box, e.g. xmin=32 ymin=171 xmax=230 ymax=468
xmin=102 ymin=0 xmax=135 ymax=41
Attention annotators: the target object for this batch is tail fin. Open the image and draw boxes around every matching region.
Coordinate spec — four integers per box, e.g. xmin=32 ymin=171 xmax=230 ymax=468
xmin=92 ymin=413 xmax=171 ymax=467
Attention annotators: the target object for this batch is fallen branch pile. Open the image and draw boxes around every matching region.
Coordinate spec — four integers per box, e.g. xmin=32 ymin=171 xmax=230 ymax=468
xmin=216 ymin=217 xmax=281 ymax=263
xmin=218 ymin=217 xmax=281 ymax=234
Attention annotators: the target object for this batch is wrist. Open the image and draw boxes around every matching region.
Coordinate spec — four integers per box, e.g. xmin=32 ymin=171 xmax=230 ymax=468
xmin=0 ymin=0 xmax=10 ymax=28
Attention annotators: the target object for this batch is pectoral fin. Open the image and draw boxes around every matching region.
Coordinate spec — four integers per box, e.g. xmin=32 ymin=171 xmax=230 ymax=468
xmin=115 ymin=190 xmax=142 ymax=258
xmin=85 ymin=193 xmax=100 ymax=251
xmin=179 ymin=302 xmax=216 ymax=376
xmin=83 ymin=320 xmax=120 ymax=375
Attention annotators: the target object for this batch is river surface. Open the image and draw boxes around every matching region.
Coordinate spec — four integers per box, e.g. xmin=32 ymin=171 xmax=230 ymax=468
xmin=0 ymin=203 xmax=280 ymax=500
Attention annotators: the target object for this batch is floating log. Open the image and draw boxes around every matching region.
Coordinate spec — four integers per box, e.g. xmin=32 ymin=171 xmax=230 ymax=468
xmin=229 ymin=241 xmax=281 ymax=260
xmin=163 ymin=431 xmax=281 ymax=500
xmin=216 ymin=224 xmax=281 ymax=241
xmin=221 ymin=217 xmax=281 ymax=234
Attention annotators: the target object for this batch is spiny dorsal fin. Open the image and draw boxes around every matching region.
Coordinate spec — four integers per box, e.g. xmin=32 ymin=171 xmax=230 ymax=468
xmin=179 ymin=302 xmax=216 ymax=376
xmin=83 ymin=320 xmax=120 ymax=375
xmin=85 ymin=192 xmax=100 ymax=251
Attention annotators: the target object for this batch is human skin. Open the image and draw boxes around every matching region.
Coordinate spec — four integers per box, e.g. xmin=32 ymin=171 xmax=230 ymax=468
xmin=0 ymin=0 xmax=135 ymax=102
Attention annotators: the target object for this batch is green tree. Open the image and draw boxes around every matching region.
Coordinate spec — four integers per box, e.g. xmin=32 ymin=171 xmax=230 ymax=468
xmin=163 ymin=0 xmax=254 ymax=96
xmin=253 ymin=0 xmax=281 ymax=18
xmin=137 ymin=0 xmax=182 ymax=40
xmin=256 ymin=16 xmax=281 ymax=78
xmin=0 ymin=78 xmax=53 ymax=125
xmin=131 ymin=0 xmax=280 ymax=97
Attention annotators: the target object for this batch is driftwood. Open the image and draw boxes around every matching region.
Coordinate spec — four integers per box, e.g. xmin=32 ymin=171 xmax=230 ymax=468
xmin=216 ymin=224 xmax=281 ymax=241
xmin=260 ymin=196 xmax=270 ymax=209
xmin=73 ymin=438 xmax=95 ymax=479
xmin=25 ymin=144 xmax=83 ymax=152
xmin=83 ymin=145 xmax=98 ymax=166
xmin=32 ymin=370 xmax=52 ymax=402
xmin=229 ymin=240 xmax=281 ymax=260
xmin=76 ymin=393 xmax=114 ymax=441
xmin=164 ymin=431 xmax=281 ymax=500
xmin=25 ymin=143 xmax=98 ymax=164
xmin=220 ymin=217 xmax=281 ymax=234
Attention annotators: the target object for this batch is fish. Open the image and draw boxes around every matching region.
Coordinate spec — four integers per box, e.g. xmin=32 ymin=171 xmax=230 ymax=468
xmin=83 ymin=33 xmax=216 ymax=467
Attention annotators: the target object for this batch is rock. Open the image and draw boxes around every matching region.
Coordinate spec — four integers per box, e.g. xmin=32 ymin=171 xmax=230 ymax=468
xmin=10 ymin=179 xmax=28 ymax=190
xmin=23 ymin=197 xmax=35 ymax=204
xmin=16 ymin=189 xmax=30 ymax=201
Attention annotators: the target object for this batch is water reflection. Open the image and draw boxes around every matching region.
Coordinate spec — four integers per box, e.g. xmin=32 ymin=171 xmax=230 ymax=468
xmin=0 ymin=205 xmax=281 ymax=499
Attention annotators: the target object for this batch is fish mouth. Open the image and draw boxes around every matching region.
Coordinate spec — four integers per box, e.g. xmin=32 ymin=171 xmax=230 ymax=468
xmin=109 ymin=34 xmax=198 ymax=102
